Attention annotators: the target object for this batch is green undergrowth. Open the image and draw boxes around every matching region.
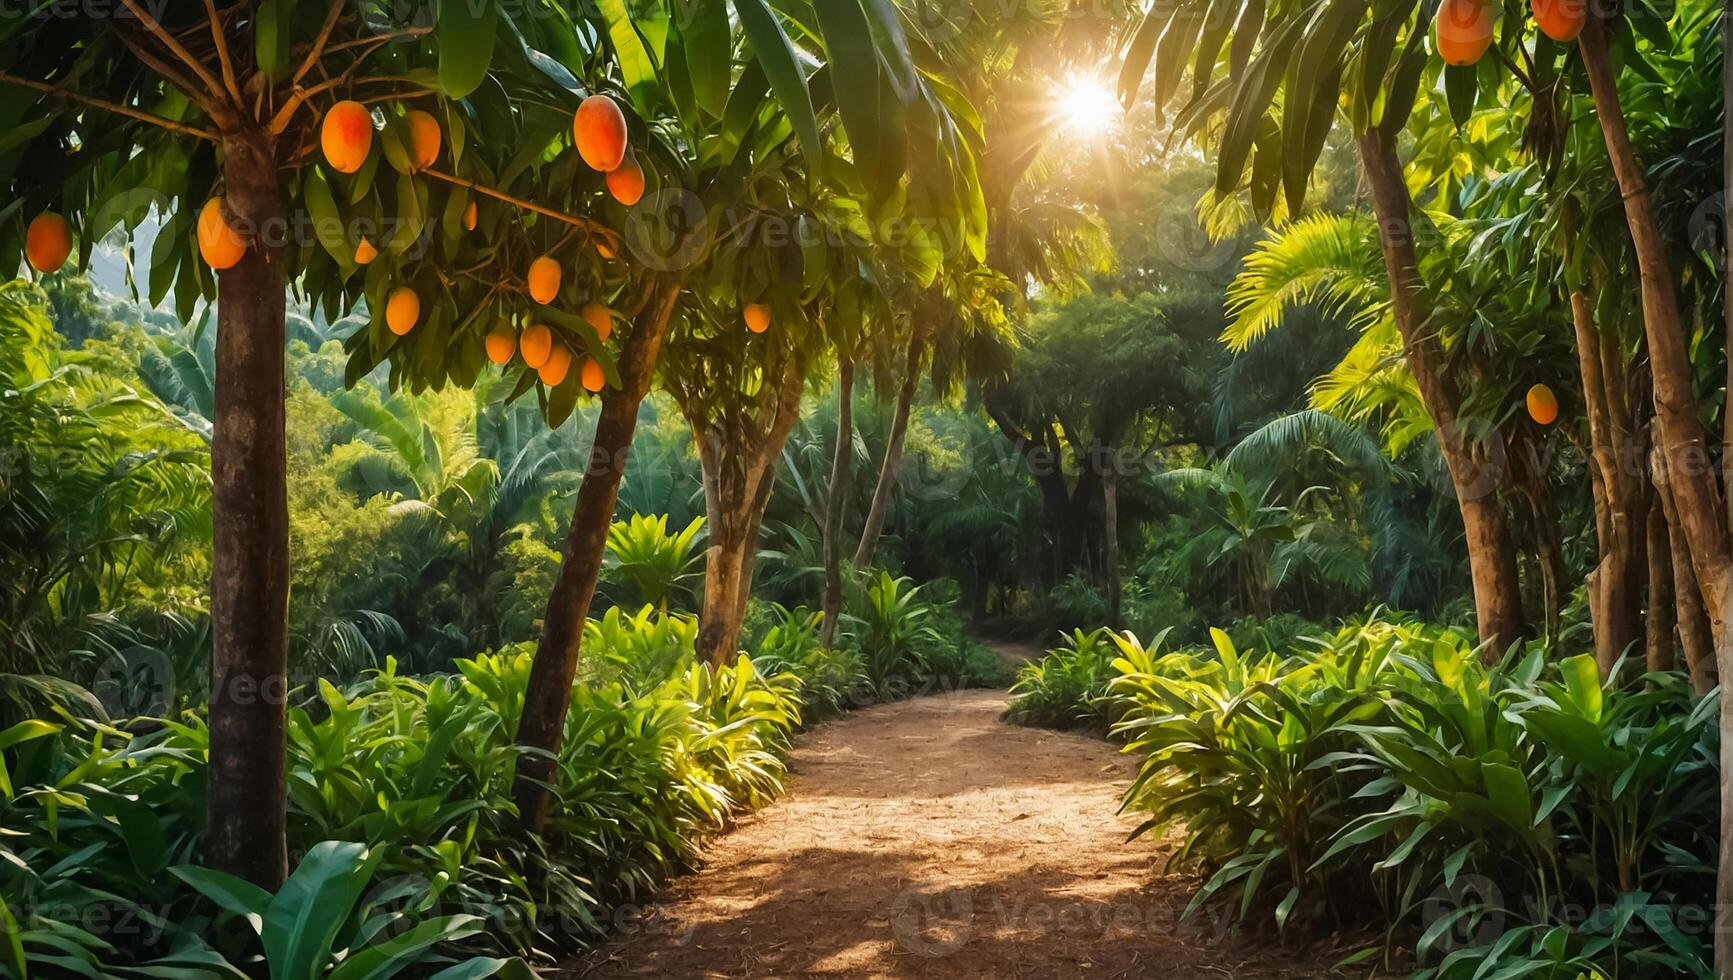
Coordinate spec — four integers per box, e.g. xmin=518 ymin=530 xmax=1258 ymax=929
xmin=1007 ymin=614 xmax=1719 ymax=978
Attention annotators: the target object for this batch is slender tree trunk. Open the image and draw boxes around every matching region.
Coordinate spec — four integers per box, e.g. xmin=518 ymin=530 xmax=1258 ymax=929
xmin=1512 ymin=434 xmax=1565 ymax=646
xmin=1357 ymin=132 xmax=1525 ymax=655
xmin=1723 ymin=0 xmax=1733 ymax=530
xmin=1571 ymin=290 xmax=1646 ymax=668
xmin=1103 ymin=443 xmax=1122 ymax=630
xmin=732 ymin=465 xmax=776 ymax=634
xmin=512 ymin=277 xmax=682 ymax=831
xmin=853 ymin=338 xmax=921 ymax=570
xmin=204 ymin=130 xmax=290 ymax=889
xmin=819 ymin=360 xmax=854 ymax=647
xmin=1533 ymin=514 xmax=1565 ymax=648
xmin=1580 ymin=17 xmax=1731 ymax=645
xmin=690 ymin=360 xmax=806 ymax=665
xmin=1655 ymin=443 xmax=1717 ymax=687
xmin=1646 ymin=489 xmax=1677 ymax=675
xmin=695 ymin=487 xmax=749 ymax=666
xmin=1720 ymin=10 xmax=1733 ymax=974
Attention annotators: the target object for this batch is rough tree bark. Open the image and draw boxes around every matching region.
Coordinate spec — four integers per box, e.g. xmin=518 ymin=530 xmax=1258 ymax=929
xmin=689 ymin=359 xmax=807 ymax=665
xmin=512 ymin=277 xmax=683 ymax=831
xmin=204 ymin=129 xmax=290 ymax=889
xmin=1570 ymin=289 xmax=1646 ymax=670
xmin=853 ymin=337 xmax=921 ymax=570
xmin=1654 ymin=443 xmax=1717 ymax=688
xmin=1357 ymin=131 xmax=1525 ymax=655
xmin=1580 ymin=17 xmax=1731 ymax=644
xmin=1579 ymin=25 xmax=1733 ymax=959
xmin=819 ymin=359 xmax=853 ymax=648
xmin=1645 ymin=490 xmax=1677 ymax=675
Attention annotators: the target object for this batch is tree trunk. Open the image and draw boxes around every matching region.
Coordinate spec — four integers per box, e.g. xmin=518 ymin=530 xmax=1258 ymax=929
xmin=1655 ymin=443 xmax=1717 ymax=688
xmin=1571 ymin=289 xmax=1646 ymax=669
xmin=690 ymin=360 xmax=807 ymax=665
xmin=204 ymin=130 xmax=290 ymax=889
xmin=1580 ymin=17 xmax=1731 ymax=646
xmin=1356 ymin=132 xmax=1525 ymax=655
xmin=1103 ymin=445 xmax=1122 ymax=630
xmin=512 ymin=277 xmax=683 ymax=832
xmin=1511 ymin=434 xmax=1565 ymax=646
xmin=1725 ymin=0 xmax=1733 ymax=531
xmin=1645 ymin=489 xmax=1676 ymax=675
xmin=819 ymin=360 xmax=854 ymax=648
xmin=852 ymin=338 xmax=921 ymax=570
xmin=695 ymin=465 xmax=749 ymax=667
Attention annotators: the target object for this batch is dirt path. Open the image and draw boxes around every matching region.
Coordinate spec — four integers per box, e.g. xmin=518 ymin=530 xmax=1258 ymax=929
xmin=560 ymin=689 xmax=1347 ymax=979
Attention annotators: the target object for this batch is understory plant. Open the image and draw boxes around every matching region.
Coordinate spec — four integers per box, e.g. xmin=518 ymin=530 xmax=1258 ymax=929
xmin=1004 ymin=628 xmax=1140 ymax=732
xmin=1102 ymin=615 xmax=1717 ymax=977
xmin=0 ymin=609 xmax=808 ymax=974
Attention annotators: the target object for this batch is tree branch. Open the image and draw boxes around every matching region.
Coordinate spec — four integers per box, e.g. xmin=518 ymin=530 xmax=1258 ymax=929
xmin=291 ymin=0 xmax=347 ymax=85
xmin=267 ymin=74 xmax=422 ymax=135
xmin=119 ymin=0 xmax=232 ymax=110
xmin=112 ymin=25 xmax=231 ymax=126
xmin=322 ymin=26 xmax=433 ymax=56
xmin=203 ymin=0 xmax=243 ymax=106
xmin=0 ymin=72 xmax=221 ymax=142
xmin=421 ymin=168 xmax=622 ymax=249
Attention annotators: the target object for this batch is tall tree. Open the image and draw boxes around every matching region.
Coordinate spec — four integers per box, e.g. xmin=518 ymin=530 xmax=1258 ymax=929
xmin=2 ymin=0 xmax=626 ymax=885
xmin=507 ymin=0 xmax=987 ymax=823
xmin=1116 ymin=0 xmax=1530 ymax=652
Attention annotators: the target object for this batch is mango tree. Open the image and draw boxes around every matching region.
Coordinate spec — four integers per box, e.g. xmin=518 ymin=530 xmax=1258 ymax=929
xmin=1116 ymin=0 xmax=1530 ymax=652
xmin=0 ymin=0 xmax=641 ymax=885
xmin=507 ymin=0 xmax=988 ymax=825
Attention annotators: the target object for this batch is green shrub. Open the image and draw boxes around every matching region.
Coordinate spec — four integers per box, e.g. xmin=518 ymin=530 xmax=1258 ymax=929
xmin=0 ymin=620 xmax=810 ymax=974
xmin=1106 ymin=616 xmax=1718 ymax=977
xmin=1004 ymin=628 xmax=1132 ymax=731
xmin=745 ymin=602 xmax=867 ymax=720
xmin=844 ymin=572 xmax=939 ymax=697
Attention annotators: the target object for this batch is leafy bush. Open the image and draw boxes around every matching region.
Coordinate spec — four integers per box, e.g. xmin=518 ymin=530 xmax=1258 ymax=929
xmin=1003 ymin=628 xmax=1135 ymax=732
xmin=600 ymin=514 xmax=705 ymax=612
xmin=844 ymin=572 xmax=939 ymax=696
xmin=1105 ymin=617 xmax=1718 ymax=976
xmin=744 ymin=602 xmax=866 ymax=720
xmin=0 ymin=622 xmax=811 ymax=974
xmin=1046 ymin=572 xmax=1107 ymax=632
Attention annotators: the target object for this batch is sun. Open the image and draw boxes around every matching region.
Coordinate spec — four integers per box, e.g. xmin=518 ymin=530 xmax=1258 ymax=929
xmin=1057 ymin=75 xmax=1119 ymax=137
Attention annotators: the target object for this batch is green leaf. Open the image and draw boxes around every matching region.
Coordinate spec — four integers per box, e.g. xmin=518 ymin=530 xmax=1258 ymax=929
xmin=731 ymin=0 xmax=822 ymax=163
xmin=1479 ymin=761 xmax=1534 ymax=832
xmin=680 ymin=0 xmax=732 ymax=117
xmin=1557 ymin=654 xmax=1602 ymax=721
xmin=169 ymin=866 xmax=272 ymax=931
xmin=263 ymin=841 xmax=379 ymax=980
xmin=436 ymin=0 xmax=498 ymax=99
xmin=814 ymin=0 xmax=886 ymax=193
xmin=255 ymin=0 xmax=295 ymax=83
xmin=303 ymin=167 xmax=354 ymax=271
xmin=1117 ymin=2 xmax=1176 ymax=107
xmin=1443 ymin=63 xmax=1477 ymax=129
xmin=325 ymin=915 xmax=485 ymax=980
xmin=597 ymin=0 xmax=662 ymax=112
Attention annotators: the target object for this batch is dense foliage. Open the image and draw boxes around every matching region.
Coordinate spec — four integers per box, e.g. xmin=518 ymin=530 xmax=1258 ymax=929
xmin=1007 ymin=616 xmax=1719 ymax=976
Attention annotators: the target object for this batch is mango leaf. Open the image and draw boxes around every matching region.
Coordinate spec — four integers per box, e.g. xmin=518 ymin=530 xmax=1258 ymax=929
xmin=436 ymin=0 xmax=498 ymax=99
xmin=597 ymin=0 xmax=662 ymax=112
xmin=813 ymin=0 xmax=885 ymax=193
xmin=255 ymin=0 xmax=295 ymax=83
xmin=731 ymin=0 xmax=821 ymax=163
xmin=681 ymin=0 xmax=732 ymax=117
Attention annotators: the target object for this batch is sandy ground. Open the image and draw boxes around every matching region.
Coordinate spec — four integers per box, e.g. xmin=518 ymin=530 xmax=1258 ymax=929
xmin=557 ymin=688 xmax=1352 ymax=979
